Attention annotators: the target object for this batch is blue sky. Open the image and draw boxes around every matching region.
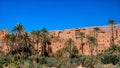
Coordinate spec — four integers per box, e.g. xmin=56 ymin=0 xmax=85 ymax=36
xmin=0 ymin=0 xmax=120 ymax=32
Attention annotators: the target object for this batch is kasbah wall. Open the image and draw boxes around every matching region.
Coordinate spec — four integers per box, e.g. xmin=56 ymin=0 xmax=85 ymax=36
xmin=0 ymin=25 xmax=120 ymax=55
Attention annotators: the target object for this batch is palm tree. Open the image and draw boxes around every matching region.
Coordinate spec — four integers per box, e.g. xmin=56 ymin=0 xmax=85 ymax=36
xmin=109 ymin=19 xmax=115 ymax=44
xmin=87 ymin=36 xmax=98 ymax=55
xmin=66 ymin=38 xmax=78 ymax=57
xmin=105 ymin=44 xmax=120 ymax=55
xmin=65 ymin=38 xmax=74 ymax=57
xmin=55 ymin=38 xmax=78 ymax=68
xmin=12 ymin=23 xmax=25 ymax=55
xmin=40 ymin=28 xmax=51 ymax=57
xmin=78 ymin=32 xmax=85 ymax=54
xmin=31 ymin=30 xmax=41 ymax=52
xmin=12 ymin=23 xmax=24 ymax=36
xmin=93 ymin=27 xmax=100 ymax=38
xmin=9 ymin=33 xmax=17 ymax=54
xmin=93 ymin=27 xmax=100 ymax=54
xmin=21 ymin=32 xmax=30 ymax=48
xmin=21 ymin=32 xmax=34 ymax=56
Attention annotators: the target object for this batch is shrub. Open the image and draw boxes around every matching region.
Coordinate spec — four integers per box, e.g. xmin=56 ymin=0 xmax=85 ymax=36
xmin=94 ymin=60 xmax=104 ymax=68
xmin=116 ymin=61 xmax=120 ymax=66
xmin=74 ymin=55 xmax=89 ymax=66
xmin=111 ymin=55 xmax=119 ymax=65
xmin=46 ymin=57 xmax=59 ymax=67
xmin=84 ymin=56 xmax=97 ymax=68
xmin=101 ymin=54 xmax=111 ymax=64
xmin=0 ymin=55 xmax=11 ymax=65
xmin=101 ymin=54 xmax=120 ymax=65
xmin=38 ymin=56 xmax=47 ymax=64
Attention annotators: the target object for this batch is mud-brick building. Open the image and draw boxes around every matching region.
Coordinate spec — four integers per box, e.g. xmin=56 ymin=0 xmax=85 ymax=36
xmin=0 ymin=25 xmax=120 ymax=55
xmin=49 ymin=24 xmax=120 ymax=55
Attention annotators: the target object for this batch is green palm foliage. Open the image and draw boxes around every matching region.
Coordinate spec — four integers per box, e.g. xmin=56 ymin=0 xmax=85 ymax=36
xmin=31 ymin=30 xmax=41 ymax=52
xmin=20 ymin=32 xmax=34 ymax=57
xmin=12 ymin=23 xmax=24 ymax=36
xmin=105 ymin=44 xmax=120 ymax=55
xmin=93 ymin=27 xmax=100 ymax=54
xmin=56 ymin=38 xmax=78 ymax=59
xmin=93 ymin=27 xmax=100 ymax=38
xmin=55 ymin=38 xmax=78 ymax=68
xmin=78 ymin=32 xmax=85 ymax=54
xmin=8 ymin=34 xmax=16 ymax=52
xmin=2 ymin=23 xmax=35 ymax=58
xmin=40 ymin=28 xmax=51 ymax=57
xmin=108 ymin=19 xmax=115 ymax=44
xmin=86 ymin=36 xmax=98 ymax=55
xmin=11 ymin=23 xmax=24 ymax=54
xmin=65 ymin=38 xmax=78 ymax=58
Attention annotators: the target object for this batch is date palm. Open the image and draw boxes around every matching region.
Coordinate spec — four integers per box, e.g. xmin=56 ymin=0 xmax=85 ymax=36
xmin=9 ymin=34 xmax=16 ymax=53
xmin=109 ymin=19 xmax=115 ymax=44
xmin=64 ymin=38 xmax=78 ymax=57
xmin=55 ymin=38 xmax=78 ymax=68
xmin=105 ymin=44 xmax=120 ymax=55
xmin=21 ymin=32 xmax=34 ymax=56
xmin=40 ymin=28 xmax=51 ymax=57
xmin=93 ymin=27 xmax=100 ymax=54
xmin=78 ymin=32 xmax=85 ymax=54
xmin=12 ymin=23 xmax=24 ymax=49
xmin=93 ymin=27 xmax=100 ymax=38
xmin=87 ymin=36 xmax=98 ymax=55
xmin=12 ymin=23 xmax=24 ymax=36
xmin=31 ymin=30 xmax=41 ymax=52
xmin=12 ymin=23 xmax=25 ymax=55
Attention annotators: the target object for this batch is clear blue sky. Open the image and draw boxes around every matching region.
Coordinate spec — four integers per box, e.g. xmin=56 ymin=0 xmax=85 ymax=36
xmin=0 ymin=0 xmax=120 ymax=32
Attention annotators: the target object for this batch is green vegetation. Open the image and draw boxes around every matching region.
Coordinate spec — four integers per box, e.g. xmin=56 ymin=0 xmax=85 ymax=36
xmin=78 ymin=32 xmax=85 ymax=54
xmin=0 ymin=19 xmax=120 ymax=68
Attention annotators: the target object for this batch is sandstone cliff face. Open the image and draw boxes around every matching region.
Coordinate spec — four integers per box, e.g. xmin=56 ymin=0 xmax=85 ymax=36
xmin=0 ymin=24 xmax=120 ymax=55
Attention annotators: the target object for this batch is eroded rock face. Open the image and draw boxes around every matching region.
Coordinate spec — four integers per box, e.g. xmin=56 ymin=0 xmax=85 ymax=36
xmin=0 ymin=24 xmax=120 ymax=55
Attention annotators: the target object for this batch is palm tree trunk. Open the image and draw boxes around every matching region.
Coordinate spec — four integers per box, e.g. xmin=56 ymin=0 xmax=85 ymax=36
xmin=82 ymin=45 xmax=84 ymax=54
xmin=80 ymin=38 xmax=84 ymax=54
xmin=90 ymin=44 xmax=93 ymax=56
xmin=42 ymin=43 xmax=46 ymax=56
xmin=48 ymin=44 xmax=50 ymax=56
xmin=111 ymin=24 xmax=114 ymax=44
xmin=96 ymin=33 xmax=98 ymax=54
xmin=37 ymin=42 xmax=39 ymax=52
xmin=7 ymin=45 xmax=9 ymax=52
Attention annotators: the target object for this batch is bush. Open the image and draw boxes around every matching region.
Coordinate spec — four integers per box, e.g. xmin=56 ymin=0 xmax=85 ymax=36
xmin=0 ymin=55 xmax=11 ymax=65
xmin=84 ymin=56 xmax=97 ymax=68
xmin=117 ymin=61 xmax=120 ymax=66
xmin=101 ymin=54 xmax=111 ymax=64
xmin=101 ymin=54 xmax=120 ymax=65
xmin=37 ymin=57 xmax=59 ymax=67
xmin=46 ymin=57 xmax=59 ymax=67
xmin=38 ymin=56 xmax=47 ymax=64
xmin=74 ymin=55 xmax=89 ymax=66
xmin=111 ymin=55 xmax=119 ymax=65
